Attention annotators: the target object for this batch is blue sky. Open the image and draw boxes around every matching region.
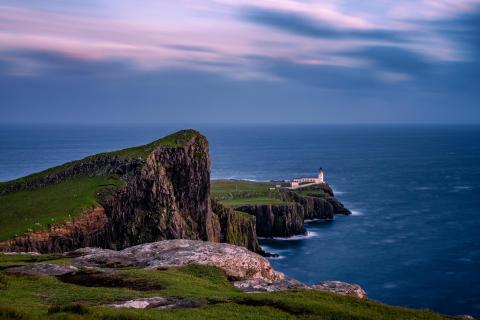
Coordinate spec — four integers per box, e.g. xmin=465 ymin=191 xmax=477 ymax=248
xmin=0 ymin=0 xmax=479 ymax=124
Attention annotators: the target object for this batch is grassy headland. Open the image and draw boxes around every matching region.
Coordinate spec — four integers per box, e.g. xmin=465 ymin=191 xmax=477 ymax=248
xmin=211 ymin=180 xmax=290 ymax=207
xmin=0 ymin=130 xmax=202 ymax=241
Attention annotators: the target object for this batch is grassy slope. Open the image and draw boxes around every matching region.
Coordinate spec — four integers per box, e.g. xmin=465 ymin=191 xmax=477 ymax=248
xmin=0 ymin=129 xmax=201 ymax=192
xmin=107 ymin=129 xmax=202 ymax=159
xmin=211 ymin=180 xmax=290 ymax=207
xmin=0 ymin=130 xmax=201 ymax=242
xmin=0 ymin=254 xmax=453 ymax=320
xmin=0 ymin=176 xmax=122 ymax=241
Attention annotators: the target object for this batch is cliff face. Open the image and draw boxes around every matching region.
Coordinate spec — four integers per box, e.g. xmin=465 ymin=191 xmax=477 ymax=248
xmin=235 ymin=203 xmax=306 ymax=238
xmin=101 ymin=135 xmax=218 ymax=249
xmin=211 ymin=200 xmax=260 ymax=252
xmin=0 ymin=130 xmax=261 ymax=254
xmin=233 ymin=184 xmax=350 ymax=238
xmin=281 ymin=184 xmax=351 ymax=218
xmin=0 ymin=208 xmax=110 ymax=253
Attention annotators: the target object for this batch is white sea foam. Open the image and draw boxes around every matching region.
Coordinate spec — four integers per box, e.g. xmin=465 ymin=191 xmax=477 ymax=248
xmin=414 ymin=186 xmax=433 ymax=191
xmin=332 ymin=188 xmax=345 ymax=195
xmin=383 ymin=283 xmax=398 ymax=289
xmin=351 ymin=210 xmax=365 ymax=216
xmin=270 ymin=230 xmax=318 ymax=241
xmin=453 ymin=186 xmax=473 ymax=191
xmin=268 ymin=255 xmax=285 ymax=260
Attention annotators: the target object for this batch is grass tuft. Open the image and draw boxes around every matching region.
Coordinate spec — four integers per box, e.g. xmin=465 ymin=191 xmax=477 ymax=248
xmin=0 ymin=306 xmax=27 ymax=320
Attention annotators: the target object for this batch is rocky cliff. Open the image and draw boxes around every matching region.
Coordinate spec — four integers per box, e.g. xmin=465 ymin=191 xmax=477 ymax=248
xmin=211 ymin=200 xmax=261 ymax=252
xmin=0 ymin=130 xmax=259 ymax=254
xmin=233 ymin=184 xmax=350 ymax=238
xmin=235 ymin=203 xmax=306 ymax=238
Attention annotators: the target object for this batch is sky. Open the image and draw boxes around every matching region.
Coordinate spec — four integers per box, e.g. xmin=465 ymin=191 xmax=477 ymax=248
xmin=0 ymin=0 xmax=479 ymax=124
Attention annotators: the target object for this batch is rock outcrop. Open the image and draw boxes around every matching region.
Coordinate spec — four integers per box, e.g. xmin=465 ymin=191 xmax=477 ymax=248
xmin=233 ymin=277 xmax=309 ymax=292
xmin=3 ymin=239 xmax=367 ymax=298
xmin=5 ymin=263 xmax=78 ymax=276
xmin=72 ymin=240 xmax=283 ymax=282
xmin=312 ymin=281 xmax=367 ymax=299
xmin=107 ymin=297 xmax=206 ymax=309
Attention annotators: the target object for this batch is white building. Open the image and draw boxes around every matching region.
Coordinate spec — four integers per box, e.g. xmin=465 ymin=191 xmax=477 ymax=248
xmin=290 ymin=168 xmax=324 ymax=189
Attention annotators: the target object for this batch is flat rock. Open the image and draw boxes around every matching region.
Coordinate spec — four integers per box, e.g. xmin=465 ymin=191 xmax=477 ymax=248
xmin=72 ymin=240 xmax=284 ymax=281
xmin=312 ymin=281 xmax=367 ymax=299
xmin=107 ymin=297 xmax=205 ymax=309
xmin=5 ymin=263 xmax=78 ymax=276
xmin=234 ymin=277 xmax=309 ymax=292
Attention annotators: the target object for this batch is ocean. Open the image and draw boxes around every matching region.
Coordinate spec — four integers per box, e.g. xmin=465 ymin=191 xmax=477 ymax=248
xmin=1 ymin=124 xmax=479 ymax=317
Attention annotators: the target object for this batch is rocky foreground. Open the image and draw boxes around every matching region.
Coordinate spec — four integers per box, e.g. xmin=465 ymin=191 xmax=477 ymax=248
xmin=6 ymin=239 xmax=366 ymax=300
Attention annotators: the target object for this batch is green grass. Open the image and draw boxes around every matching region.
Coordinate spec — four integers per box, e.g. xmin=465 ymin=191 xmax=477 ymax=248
xmin=0 ymin=254 xmax=454 ymax=320
xmin=0 ymin=176 xmax=122 ymax=241
xmin=220 ymin=197 xmax=288 ymax=207
xmin=295 ymin=189 xmax=328 ymax=198
xmin=0 ymin=129 xmax=203 ymax=242
xmin=211 ymin=180 xmax=290 ymax=207
xmin=106 ymin=129 xmax=203 ymax=159
xmin=0 ymin=130 xmax=202 ymax=193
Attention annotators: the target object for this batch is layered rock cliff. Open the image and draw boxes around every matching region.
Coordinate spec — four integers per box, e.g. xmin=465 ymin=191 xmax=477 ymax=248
xmin=233 ymin=184 xmax=350 ymax=238
xmin=235 ymin=203 xmax=306 ymax=238
xmin=211 ymin=200 xmax=261 ymax=252
xmin=0 ymin=130 xmax=259 ymax=254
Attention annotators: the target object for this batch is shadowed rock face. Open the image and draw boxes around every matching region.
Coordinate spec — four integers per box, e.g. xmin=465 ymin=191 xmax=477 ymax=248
xmin=101 ymin=134 xmax=218 ymax=249
xmin=281 ymin=184 xmax=351 ymax=219
xmin=0 ymin=130 xmax=260 ymax=254
xmin=211 ymin=200 xmax=261 ymax=252
xmin=235 ymin=203 xmax=306 ymax=238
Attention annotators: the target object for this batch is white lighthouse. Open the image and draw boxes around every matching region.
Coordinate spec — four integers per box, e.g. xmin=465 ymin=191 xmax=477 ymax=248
xmin=318 ymin=167 xmax=324 ymax=183
xmin=290 ymin=167 xmax=325 ymax=189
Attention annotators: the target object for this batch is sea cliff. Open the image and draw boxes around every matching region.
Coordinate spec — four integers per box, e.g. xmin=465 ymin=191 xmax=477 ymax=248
xmin=211 ymin=180 xmax=351 ymax=238
xmin=0 ymin=130 xmax=258 ymax=253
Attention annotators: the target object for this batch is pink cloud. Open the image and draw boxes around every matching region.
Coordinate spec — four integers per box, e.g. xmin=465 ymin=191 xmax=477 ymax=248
xmin=0 ymin=1 xmax=472 ymax=78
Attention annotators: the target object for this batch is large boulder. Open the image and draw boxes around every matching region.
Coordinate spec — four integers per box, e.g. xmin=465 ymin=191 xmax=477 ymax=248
xmin=72 ymin=240 xmax=284 ymax=282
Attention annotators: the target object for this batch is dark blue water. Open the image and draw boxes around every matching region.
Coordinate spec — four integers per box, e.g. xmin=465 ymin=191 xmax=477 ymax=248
xmin=1 ymin=124 xmax=479 ymax=317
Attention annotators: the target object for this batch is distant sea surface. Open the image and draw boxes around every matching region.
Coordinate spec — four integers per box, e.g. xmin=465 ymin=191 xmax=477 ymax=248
xmin=1 ymin=124 xmax=479 ymax=317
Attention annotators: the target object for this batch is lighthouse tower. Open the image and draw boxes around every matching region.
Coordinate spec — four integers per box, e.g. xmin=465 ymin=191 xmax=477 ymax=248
xmin=318 ymin=167 xmax=324 ymax=183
